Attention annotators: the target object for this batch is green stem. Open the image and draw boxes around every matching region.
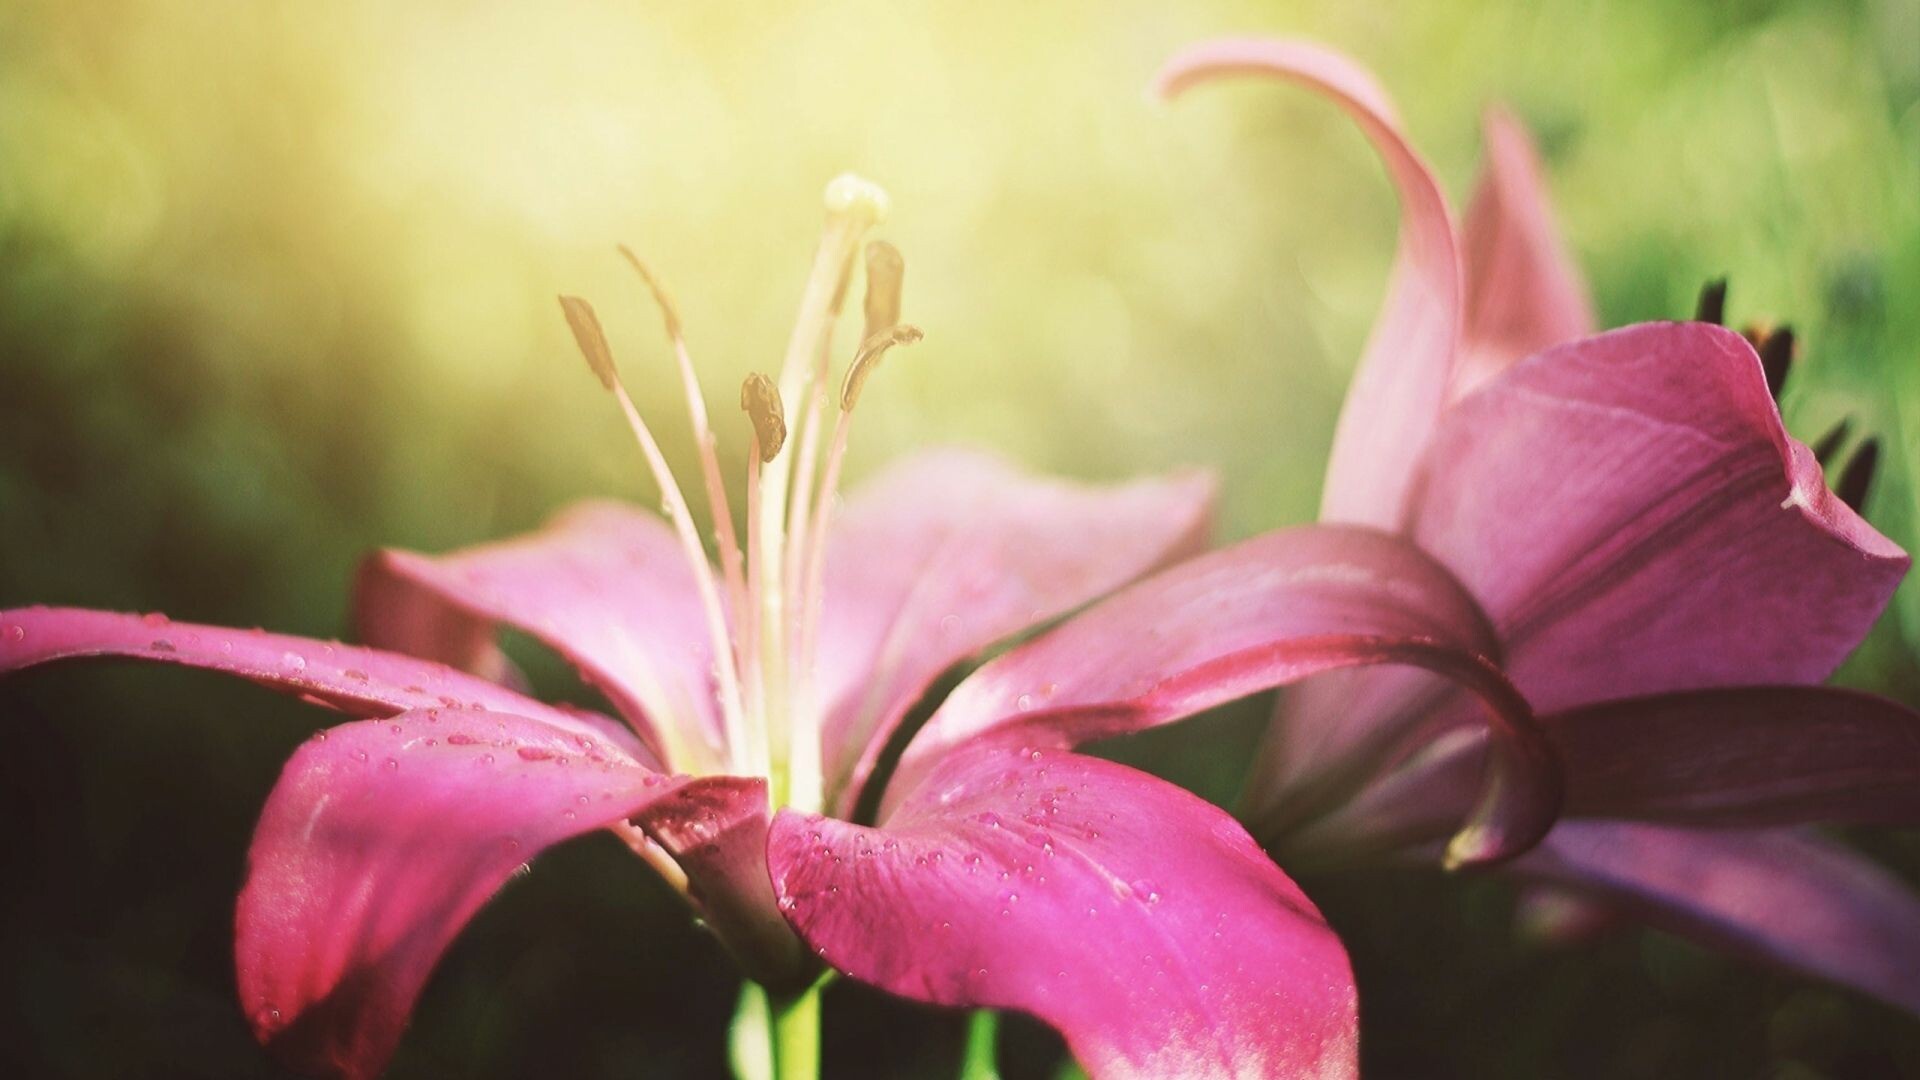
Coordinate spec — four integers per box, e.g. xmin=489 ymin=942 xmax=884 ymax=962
xmin=767 ymin=982 xmax=822 ymax=1080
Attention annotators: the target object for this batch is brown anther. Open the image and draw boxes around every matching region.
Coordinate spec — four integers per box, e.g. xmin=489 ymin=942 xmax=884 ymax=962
xmin=1694 ymin=277 xmax=1728 ymax=326
xmin=862 ymin=240 xmax=905 ymax=341
xmin=740 ymin=372 xmax=787 ymax=462
xmin=617 ymin=246 xmax=684 ymax=340
xmin=558 ymin=295 xmax=618 ymax=390
xmin=839 ymin=325 xmax=923 ymax=412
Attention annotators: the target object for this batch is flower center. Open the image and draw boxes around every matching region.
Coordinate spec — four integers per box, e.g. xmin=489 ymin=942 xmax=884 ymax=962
xmin=558 ymin=174 xmax=919 ymax=813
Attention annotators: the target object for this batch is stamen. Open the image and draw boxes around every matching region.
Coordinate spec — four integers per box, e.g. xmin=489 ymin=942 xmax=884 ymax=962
xmin=1694 ymin=277 xmax=1728 ymax=326
xmin=740 ymin=372 xmax=787 ymax=462
xmin=841 ymin=325 xmax=925 ymax=410
xmin=1836 ymin=437 xmax=1880 ymax=512
xmin=558 ymin=294 xmax=751 ymax=769
xmin=785 ymin=240 xmax=905 ymax=615
xmin=619 ymin=246 xmax=750 ymax=646
xmin=740 ymin=374 xmax=783 ymax=777
xmin=794 ymin=324 xmax=926 ymax=769
xmin=752 ymin=175 xmax=892 ymax=810
xmin=862 ymin=240 xmax=905 ymax=340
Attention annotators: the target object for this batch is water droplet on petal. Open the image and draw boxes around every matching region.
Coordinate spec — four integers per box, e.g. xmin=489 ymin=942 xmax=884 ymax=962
xmin=281 ymin=652 xmax=307 ymax=672
xmin=3 ymin=625 xmax=22 ymax=643
xmin=383 ymin=758 xmax=399 ymax=771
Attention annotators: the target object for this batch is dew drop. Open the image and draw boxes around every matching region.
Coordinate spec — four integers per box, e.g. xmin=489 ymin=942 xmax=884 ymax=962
xmin=383 ymin=758 xmax=399 ymax=772
xmin=1014 ymin=694 xmax=1034 ymax=712
xmin=148 ymin=639 xmax=175 ymax=652
xmin=517 ymin=747 xmax=556 ymax=762
xmin=344 ymin=669 xmax=370 ymax=682
xmin=1130 ymin=879 xmax=1161 ymax=904
xmin=351 ymin=750 xmax=368 ymax=763
xmin=3 ymin=625 xmax=22 ymax=643
xmin=481 ymin=753 xmax=496 ymax=765
xmin=141 ymin=612 xmax=170 ymax=627
xmin=281 ymin=652 xmax=307 ymax=672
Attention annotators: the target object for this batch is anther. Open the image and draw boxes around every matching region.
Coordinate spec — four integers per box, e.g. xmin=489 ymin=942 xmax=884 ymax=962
xmin=1694 ymin=277 xmax=1728 ymax=326
xmin=1836 ymin=438 xmax=1880 ymax=512
xmin=840 ymin=325 xmax=924 ymax=412
xmin=617 ymin=246 xmax=683 ymax=340
xmin=558 ymin=295 xmax=618 ymax=390
xmin=862 ymin=241 xmax=905 ymax=341
xmin=741 ymin=373 xmax=788 ymax=462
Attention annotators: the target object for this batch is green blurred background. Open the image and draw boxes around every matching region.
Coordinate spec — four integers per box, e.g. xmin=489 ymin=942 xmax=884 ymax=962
xmin=3 ymin=0 xmax=1919 ymax=1076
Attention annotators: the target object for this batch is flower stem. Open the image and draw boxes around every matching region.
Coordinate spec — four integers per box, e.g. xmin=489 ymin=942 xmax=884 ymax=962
xmin=766 ymin=981 xmax=822 ymax=1080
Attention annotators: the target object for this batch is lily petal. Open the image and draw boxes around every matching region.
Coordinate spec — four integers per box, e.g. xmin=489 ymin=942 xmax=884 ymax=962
xmin=893 ymin=526 xmax=1560 ymax=866
xmin=1300 ymin=686 xmax=1920 ymax=858
xmin=355 ymin=501 xmax=723 ymax=771
xmin=237 ymin=709 xmax=686 ymax=1078
xmin=0 ymin=606 xmax=641 ymax=759
xmin=1455 ymin=106 xmax=1597 ymax=399
xmin=1156 ymin=38 xmax=1463 ymax=530
xmin=1517 ymin=822 xmax=1920 ymax=1014
xmin=1555 ymin=686 xmax=1920 ymax=825
xmin=1410 ymin=322 xmax=1907 ymax=716
xmin=814 ymin=448 xmax=1214 ymax=817
xmin=770 ymin=746 xmax=1357 ymax=1079
xmin=631 ymin=775 xmax=809 ymax=988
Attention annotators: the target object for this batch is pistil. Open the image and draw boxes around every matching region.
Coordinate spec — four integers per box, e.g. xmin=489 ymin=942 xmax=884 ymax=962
xmin=754 ymin=175 xmax=890 ymax=808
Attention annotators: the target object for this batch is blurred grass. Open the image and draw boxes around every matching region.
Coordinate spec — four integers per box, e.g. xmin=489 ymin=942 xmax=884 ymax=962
xmin=2 ymin=0 xmax=1918 ymax=1076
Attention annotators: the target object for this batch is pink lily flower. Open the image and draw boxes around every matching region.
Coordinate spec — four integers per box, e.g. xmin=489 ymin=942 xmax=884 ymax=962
xmin=0 ymin=174 xmax=1559 ymax=1079
xmin=880 ymin=36 xmax=1920 ymax=1018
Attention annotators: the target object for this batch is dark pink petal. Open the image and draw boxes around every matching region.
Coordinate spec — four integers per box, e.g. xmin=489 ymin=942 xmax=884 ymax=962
xmin=1455 ymin=106 xmax=1597 ymax=399
xmin=1261 ymin=323 xmax=1907 ymax=831
xmin=893 ymin=526 xmax=1559 ymax=866
xmin=630 ymin=776 xmax=808 ymax=988
xmin=1297 ymin=685 xmax=1920 ymax=859
xmin=355 ymin=501 xmax=723 ymax=771
xmin=1155 ymin=38 xmax=1462 ymax=530
xmin=814 ymin=448 xmax=1214 ymax=817
xmin=1554 ymin=687 xmax=1920 ymax=825
xmin=1517 ymin=822 xmax=1920 ymax=1014
xmin=1410 ymin=322 xmax=1907 ymax=716
xmin=0 ymin=606 xmax=641 ymax=759
xmin=236 ymin=709 xmax=687 ymax=1078
xmin=770 ymin=746 xmax=1357 ymax=1079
